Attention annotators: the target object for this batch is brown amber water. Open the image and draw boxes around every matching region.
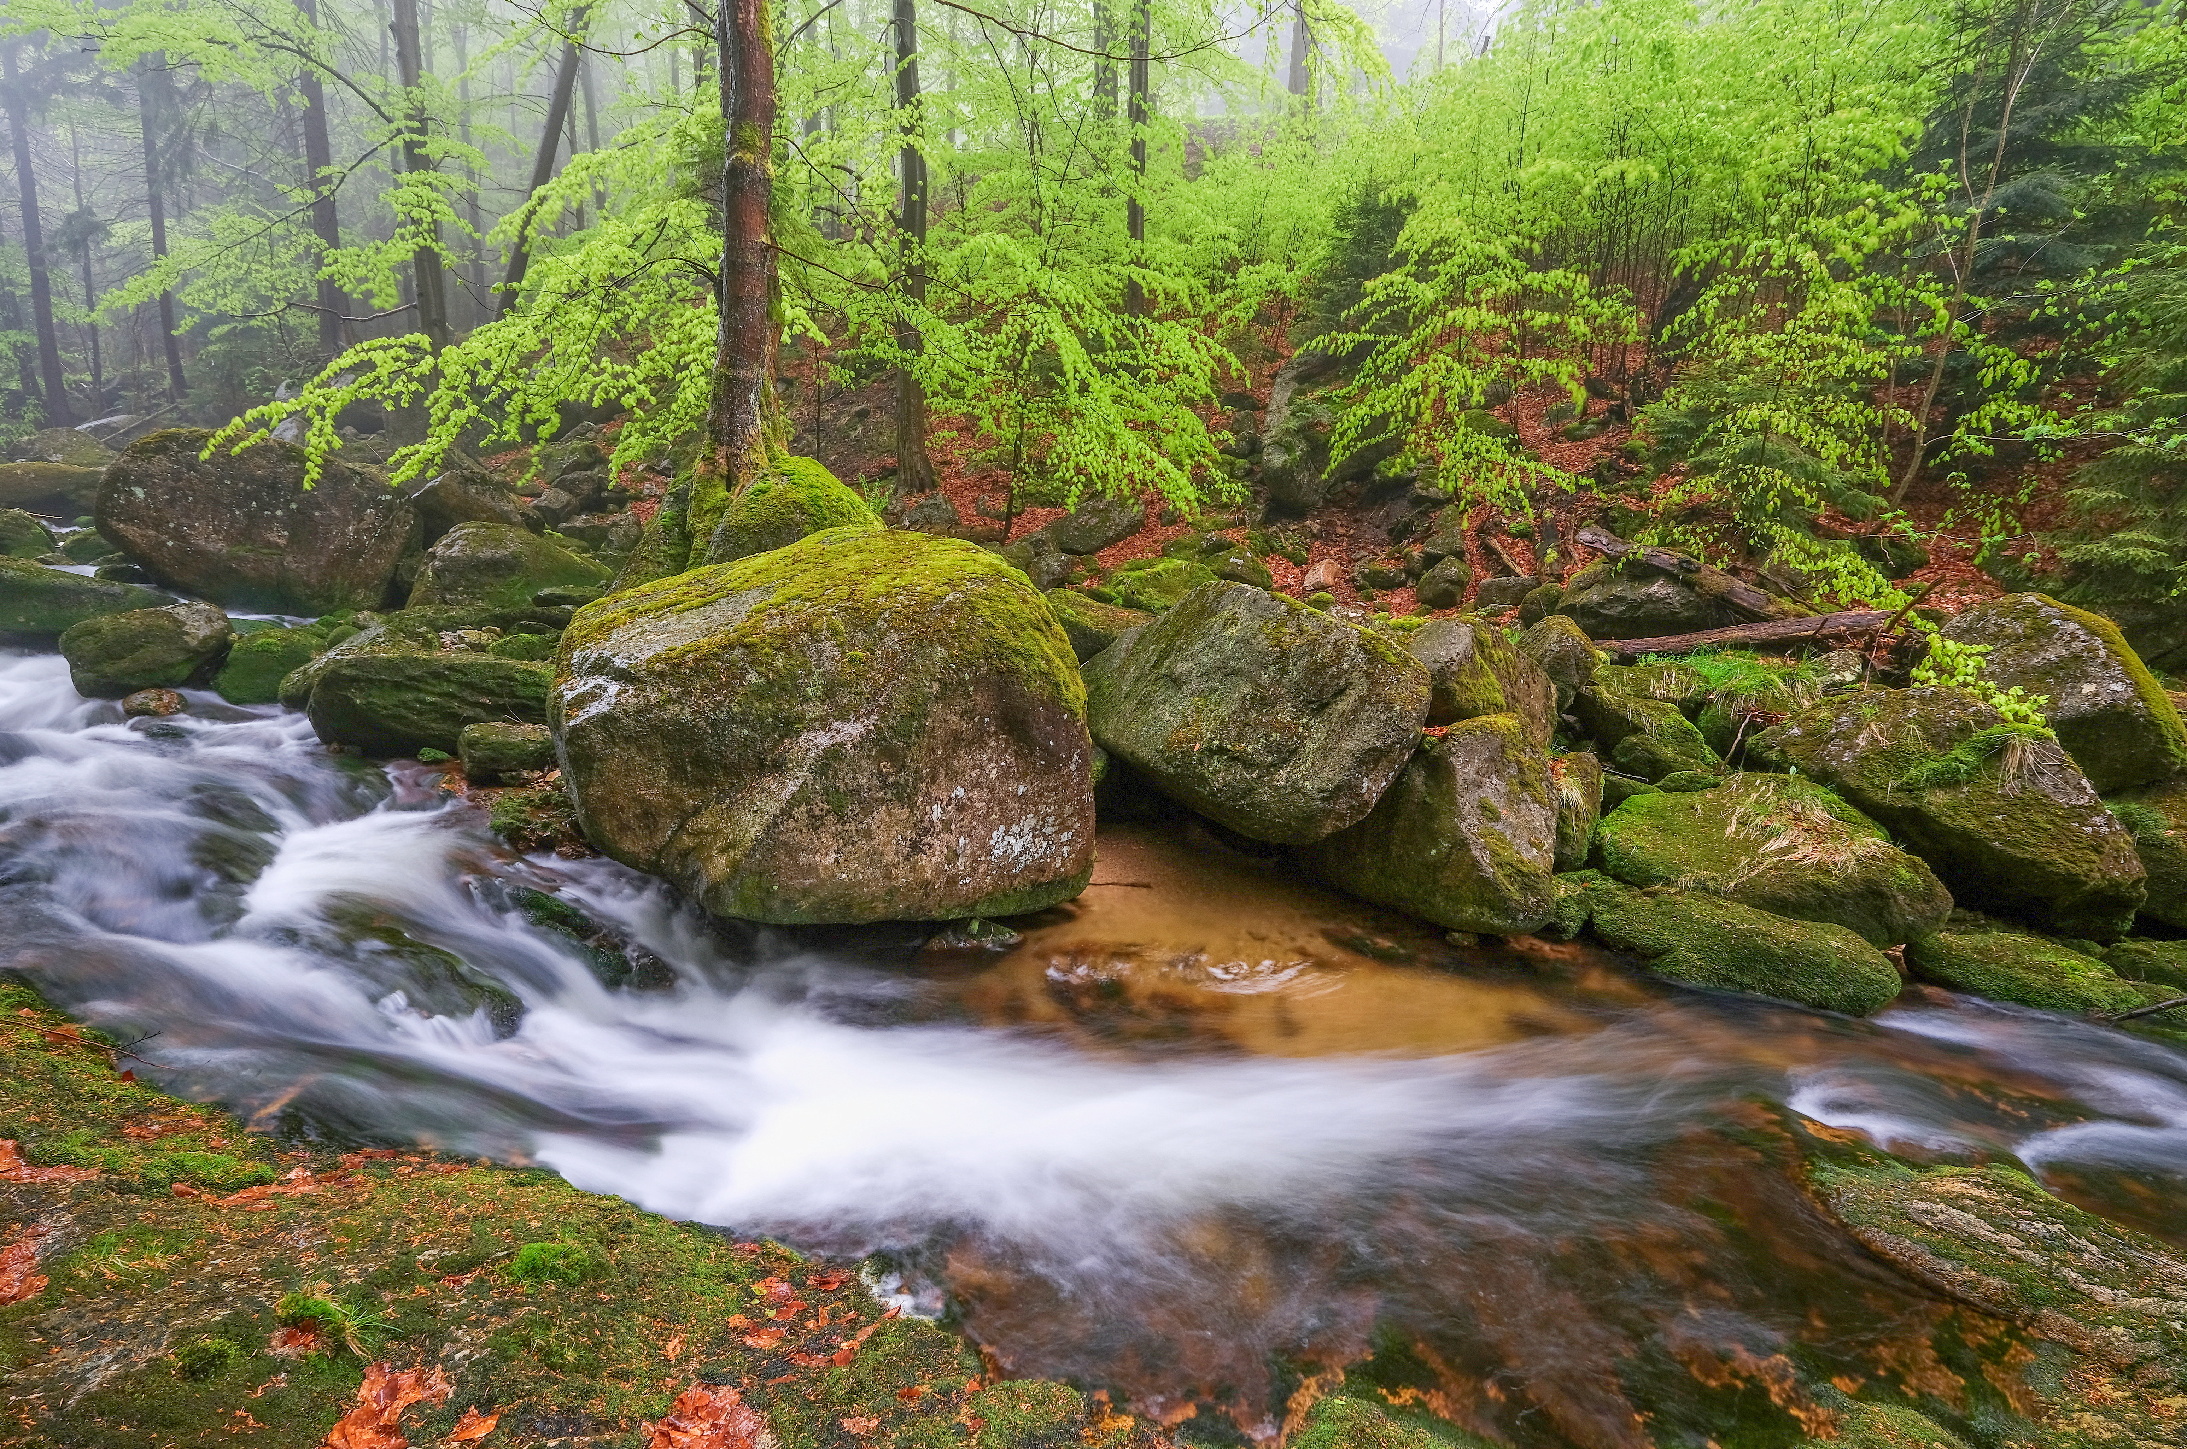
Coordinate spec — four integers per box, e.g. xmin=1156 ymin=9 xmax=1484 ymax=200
xmin=1 ymin=652 xmax=2182 ymax=1446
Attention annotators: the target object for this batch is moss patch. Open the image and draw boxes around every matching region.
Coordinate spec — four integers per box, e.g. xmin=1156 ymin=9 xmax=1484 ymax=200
xmin=1587 ymin=881 xmax=1904 ymax=1014
xmin=1904 ymin=930 xmax=2147 ymax=1013
xmin=703 ymin=457 xmax=881 ymax=565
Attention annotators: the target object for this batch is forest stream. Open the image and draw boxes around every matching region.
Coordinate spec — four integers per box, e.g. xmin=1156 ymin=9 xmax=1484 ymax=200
xmin=3 ymin=649 xmax=2183 ymax=1445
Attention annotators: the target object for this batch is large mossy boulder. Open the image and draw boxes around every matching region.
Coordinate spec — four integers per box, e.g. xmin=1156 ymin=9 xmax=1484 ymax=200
xmin=0 ymin=462 xmax=103 ymax=510
xmin=403 ymin=468 xmax=529 ymax=542
xmin=1518 ymin=613 xmax=1601 ymax=712
xmin=8 ymin=426 xmax=114 ymax=469
xmin=1259 ymin=398 xmax=1336 ymax=515
xmin=1594 ymin=774 xmax=1952 ymax=947
xmin=1576 ymin=876 xmax=1904 ymax=1015
xmin=0 ymin=557 xmax=168 ymax=639
xmin=702 ymin=457 xmax=879 ymax=565
xmin=1942 ymin=593 xmax=2187 ymax=791
xmin=1557 ymin=558 xmax=1742 ymax=640
xmin=213 ymin=625 xmax=329 ymax=705
xmin=2104 ymin=774 xmax=2187 ymax=930
xmin=554 ymin=528 xmax=1095 ymax=924
xmin=58 ymin=601 xmax=232 ymax=698
xmin=1752 ymin=688 xmax=2146 ymax=938
xmin=1300 ymin=714 xmax=1557 ymax=935
xmin=96 ymin=429 xmax=415 ymax=614
xmin=1551 ymin=751 xmax=1604 ymax=871
xmin=1043 ymin=590 xmax=1151 ymax=662
xmin=1099 ymin=556 xmax=1217 ymax=613
xmin=1406 ymin=614 xmax=1555 ymax=743
xmin=1904 ymin=931 xmax=2147 ymax=1014
xmin=407 ymin=521 xmax=611 ymax=610
xmin=1084 ymin=581 xmax=1430 ymax=845
xmin=0 ymin=509 xmax=55 ymax=559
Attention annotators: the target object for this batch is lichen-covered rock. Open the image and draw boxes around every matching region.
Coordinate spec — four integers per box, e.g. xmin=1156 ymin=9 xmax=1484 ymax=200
xmin=0 ymin=461 xmax=103 ymax=509
xmin=1044 ymin=590 xmax=1151 ymax=662
xmin=96 ymin=429 xmax=415 ymax=613
xmin=1904 ymin=931 xmax=2146 ymax=1013
xmin=554 ymin=528 xmax=1094 ymax=924
xmin=702 ymin=457 xmax=880 ymax=565
xmin=1045 ymin=495 xmax=1142 ymax=554
xmin=1595 ymin=774 xmax=1952 ymax=947
xmin=7 ymin=425 xmax=114 ymax=469
xmin=1085 ymin=581 xmax=1430 ymax=845
xmin=1518 ymin=613 xmax=1600 ymax=712
xmin=1942 ymin=592 xmax=2187 ymax=791
xmin=1752 ymin=688 xmax=2146 ymax=937
xmin=2104 ymin=937 xmax=2187 ymax=989
xmin=1587 ymin=881 xmax=1904 ymax=1015
xmin=1572 ymin=681 xmax=1719 ymax=781
xmin=1205 ymin=545 xmax=1273 ymax=590
xmin=309 ymin=651 xmax=553 ymax=758
xmin=0 ymin=557 xmax=168 ymax=639
xmin=1407 ymin=614 xmax=1556 ymax=745
xmin=1100 ymin=556 xmax=1218 ymax=613
xmin=460 ymin=721 xmax=556 ymax=782
xmin=1557 ymin=558 xmax=1742 ymax=640
xmin=2103 ymin=774 xmax=2187 ymax=929
xmin=1550 ymin=751 xmax=1604 ymax=872
xmin=403 ymin=468 xmax=529 ymax=542
xmin=1300 ymin=714 xmax=1557 ymax=934
xmin=1414 ymin=555 xmax=1473 ymax=609
xmin=58 ymin=601 xmax=232 ymax=698
xmin=408 ymin=521 xmax=611 ymax=610
xmin=121 ymin=686 xmax=185 ymax=717
xmin=213 ymin=625 xmax=328 ymax=706
xmin=0 ymin=508 xmax=55 ymax=558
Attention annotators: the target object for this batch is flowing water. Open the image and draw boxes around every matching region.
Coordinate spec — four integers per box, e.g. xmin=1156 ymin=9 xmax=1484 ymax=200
xmin=2 ymin=648 xmax=2184 ymax=1445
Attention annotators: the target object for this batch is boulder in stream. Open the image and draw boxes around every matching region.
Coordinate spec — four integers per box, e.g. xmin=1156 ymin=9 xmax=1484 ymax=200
xmin=1904 ymin=930 xmax=2149 ymax=1013
xmin=289 ymin=608 xmax=560 ymax=756
xmin=554 ymin=527 xmax=1095 ymax=924
xmin=1085 ymin=581 xmax=1431 ymax=845
xmin=58 ymin=601 xmax=232 ymax=698
xmin=1753 ymin=687 xmax=2146 ymax=938
xmin=97 ymin=429 xmax=416 ymax=614
xmin=407 ymin=521 xmax=611 ymax=610
xmin=0 ymin=462 xmax=103 ymax=511
xmin=213 ymin=625 xmax=329 ymax=706
xmin=0 ymin=509 xmax=55 ymax=559
xmin=1572 ymin=673 xmax=1720 ymax=782
xmin=460 ymin=721 xmax=555 ymax=782
xmin=0 ymin=557 xmax=169 ymax=640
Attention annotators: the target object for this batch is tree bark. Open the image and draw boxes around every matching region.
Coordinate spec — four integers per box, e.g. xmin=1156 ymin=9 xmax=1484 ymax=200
xmin=1092 ymin=4 xmax=1116 ymax=113
xmin=453 ymin=22 xmax=486 ymax=328
xmin=297 ymin=0 xmax=347 ymax=355
xmin=891 ymin=0 xmax=935 ymax=495
xmin=389 ymin=0 xmax=452 ymax=349
xmin=1124 ymin=0 xmax=1149 ymax=315
xmin=1287 ymin=1 xmax=1311 ymax=100
xmin=135 ymin=57 xmax=188 ymax=399
xmin=498 ymin=7 xmax=589 ymax=309
xmin=2 ymin=39 xmax=71 ymax=426
xmin=705 ymin=0 xmax=777 ymax=493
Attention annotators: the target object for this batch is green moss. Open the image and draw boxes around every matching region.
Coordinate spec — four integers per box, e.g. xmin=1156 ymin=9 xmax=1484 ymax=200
xmin=2106 ymin=798 xmax=2171 ymax=847
xmin=508 ymin=1240 xmax=607 ymax=1285
xmin=1292 ymin=1394 xmax=1498 ymax=1449
xmin=215 ymin=625 xmax=327 ymax=705
xmin=1905 ymin=930 xmax=2146 ymax=1013
xmin=1043 ymin=589 xmax=1151 ymax=662
xmin=2104 ymin=937 xmax=2187 ymax=989
xmin=1097 ymin=556 xmax=1218 ymax=612
xmin=704 ymin=456 xmax=882 ymax=565
xmin=0 ymin=556 xmax=169 ymax=636
xmin=1896 ymin=722 xmax=2057 ymax=791
xmin=1588 ymin=881 xmax=1904 ymax=1014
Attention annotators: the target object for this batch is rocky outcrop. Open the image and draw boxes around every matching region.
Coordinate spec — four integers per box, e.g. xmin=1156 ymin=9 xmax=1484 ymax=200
xmin=554 ymin=528 xmax=1095 ymax=924
xmin=1904 ymin=931 xmax=2148 ymax=1013
xmin=1517 ymin=614 xmax=1600 ymax=712
xmin=1299 ymin=714 xmax=1557 ymax=934
xmin=0 ymin=509 xmax=55 ymax=559
xmin=1557 ymin=558 xmax=1743 ymax=639
xmin=701 ymin=458 xmax=880 ymax=565
xmin=1044 ymin=590 xmax=1150 ymax=662
xmin=1259 ymin=398 xmax=1335 ymax=515
xmin=1407 ymin=615 xmax=1555 ymax=743
xmin=407 ymin=522 xmax=611 ymax=610
xmin=1594 ymin=775 xmax=1952 ymax=947
xmin=1753 ymin=688 xmax=2146 ymax=937
xmin=1084 ymin=581 xmax=1430 ymax=845
xmin=459 ymin=721 xmax=556 ymax=782
xmin=1941 ymin=593 xmax=2187 ymax=791
xmin=1042 ymin=495 xmax=1142 ymax=554
xmin=97 ymin=429 xmax=415 ymax=614
xmin=0 ymin=558 xmax=168 ymax=639
xmin=404 ymin=469 xmax=529 ymax=542
xmin=58 ymin=601 xmax=232 ymax=698
xmin=0 ymin=462 xmax=104 ymax=510
xmin=2102 ymin=774 xmax=2187 ymax=929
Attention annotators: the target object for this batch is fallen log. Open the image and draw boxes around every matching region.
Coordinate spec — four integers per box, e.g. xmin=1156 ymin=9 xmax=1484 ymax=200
xmin=1601 ymin=610 xmax=1898 ymax=661
xmin=1572 ymin=525 xmax=1806 ymax=623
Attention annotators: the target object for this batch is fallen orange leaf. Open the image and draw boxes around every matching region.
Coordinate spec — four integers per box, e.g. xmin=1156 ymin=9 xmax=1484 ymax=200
xmin=445 ymin=1405 xmax=501 ymax=1442
xmin=322 ymin=1362 xmax=451 ymax=1449
xmin=0 ymin=1140 xmax=96 ymax=1184
xmin=839 ymin=1417 xmax=880 ymax=1436
xmin=645 ymin=1384 xmax=775 ymax=1449
xmin=0 ymin=1227 xmax=46 ymax=1306
xmin=663 ymin=1332 xmax=686 ymax=1362
xmin=739 ymin=1328 xmax=786 ymax=1349
xmin=270 ymin=1325 xmax=329 ymax=1358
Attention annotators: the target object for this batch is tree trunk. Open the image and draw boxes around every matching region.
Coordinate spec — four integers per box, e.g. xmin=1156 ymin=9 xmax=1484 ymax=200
xmin=891 ymin=0 xmax=935 ymax=496
xmin=135 ymin=58 xmax=188 ymax=400
xmin=1 ymin=39 xmax=71 ymax=427
xmin=453 ymin=22 xmax=486 ymax=327
xmin=390 ymin=0 xmax=452 ymax=349
xmin=1092 ymin=4 xmax=1116 ymax=113
xmin=295 ymin=0 xmax=349 ymax=355
xmin=705 ymin=0 xmax=777 ymax=494
xmin=499 ymin=10 xmax=587 ymax=308
xmin=1124 ymin=0 xmax=1149 ymax=316
xmin=1287 ymin=2 xmax=1311 ymax=100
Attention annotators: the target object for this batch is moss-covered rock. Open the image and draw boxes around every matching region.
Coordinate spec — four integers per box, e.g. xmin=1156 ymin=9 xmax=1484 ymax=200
xmin=1300 ymin=714 xmax=1558 ymax=935
xmin=555 ymin=528 xmax=1094 ymax=924
xmin=2103 ymin=937 xmax=2187 ymax=990
xmin=1085 ymin=581 xmax=1430 ymax=845
xmin=1557 ymin=558 xmax=1744 ymax=640
xmin=1100 ymin=555 xmax=1218 ymax=613
xmin=1904 ymin=930 xmax=2146 ymax=1013
xmin=0 ymin=460 xmax=104 ymax=509
xmin=0 ymin=507 xmax=55 ymax=558
xmin=701 ymin=457 xmax=880 ymax=565
xmin=309 ymin=651 xmax=553 ymax=757
xmin=1752 ymin=687 xmax=2146 ymax=938
xmin=1941 ymin=593 xmax=2187 ymax=792
xmin=407 ymin=521 xmax=611 ymax=610
xmin=1550 ymin=751 xmax=1604 ymax=872
xmin=212 ymin=626 xmax=328 ymax=706
xmin=1291 ymin=1393 xmax=1499 ymax=1449
xmin=1044 ymin=589 xmax=1151 ymax=662
xmin=96 ymin=429 xmax=416 ymax=614
xmin=1572 ymin=681 xmax=1719 ymax=781
xmin=0 ymin=556 xmax=169 ymax=638
xmin=1594 ymin=774 xmax=1952 ymax=947
xmin=1517 ymin=613 xmax=1600 ymax=712
xmin=1045 ymin=494 xmax=1143 ymax=554
xmin=1408 ymin=614 xmax=1556 ymax=743
xmin=459 ymin=721 xmax=555 ymax=782
xmin=2101 ymin=773 xmax=2187 ymax=930
xmin=1587 ymin=881 xmax=1904 ymax=1014
xmin=401 ymin=467 xmax=528 ymax=543
xmin=58 ymin=601 xmax=233 ymax=698
xmin=8 ymin=424 xmax=114 ymax=469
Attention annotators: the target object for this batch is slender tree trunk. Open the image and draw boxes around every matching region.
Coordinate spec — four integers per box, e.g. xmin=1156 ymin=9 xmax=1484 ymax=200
xmin=0 ymin=205 xmax=35 ymax=406
xmin=500 ymin=11 xmax=588 ymax=308
xmin=706 ymin=0 xmax=777 ymax=494
xmin=1287 ymin=1 xmax=1311 ymax=100
xmin=390 ymin=0 xmax=452 ymax=349
xmin=454 ymin=22 xmax=486 ymax=327
xmin=135 ymin=57 xmax=188 ymax=400
xmin=1092 ymin=4 xmax=1116 ymax=114
xmin=891 ymin=0 xmax=936 ymax=495
xmin=68 ymin=126 xmax=103 ymax=408
xmin=2 ymin=39 xmax=71 ymax=427
xmin=563 ymin=95 xmax=585 ymax=230
xmin=297 ymin=0 xmax=348 ymax=353
xmin=1124 ymin=0 xmax=1149 ymax=316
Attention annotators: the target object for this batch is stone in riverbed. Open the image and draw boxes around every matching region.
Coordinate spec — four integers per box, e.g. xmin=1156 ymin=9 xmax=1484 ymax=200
xmin=1942 ymin=592 xmax=2187 ymax=791
xmin=97 ymin=429 xmax=415 ymax=614
xmin=0 ymin=557 xmax=168 ymax=638
xmin=554 ymin=528 xmax=1094 ymax=924
xmin=0 ymin=462 xmax=103 ymax=510
xmin=122 ymin=687 xmax=186 ymax=718
xmin=1298 ymin=713 xmax=1557 ymax=935
xmin=58 ymin=601 xmax=232 ymax=698
xmin=407 ymin=521 xmax=611 ymax=610
xmin=1752 ymin=687 xmax=2145 ymax=938
xmin=213 ymin=625 xmax=329 ymax=705
xmin=2101 ymin=774 xmax=2187 ymax=929
xmin=0 ymin=509 xmax=55 ymax=559
xmin=1084 ymin=581 xmax=1430 ymax=845
xmin=1904 ymin=930 xmax=2147 ymax=1013
xmin=1594 ymin=774 xmax=1952 ymax=947
xmin=460 ymin=721 xmax=555 ymax=782
xmin=308 ymin=652 xmax=553 ymax=758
